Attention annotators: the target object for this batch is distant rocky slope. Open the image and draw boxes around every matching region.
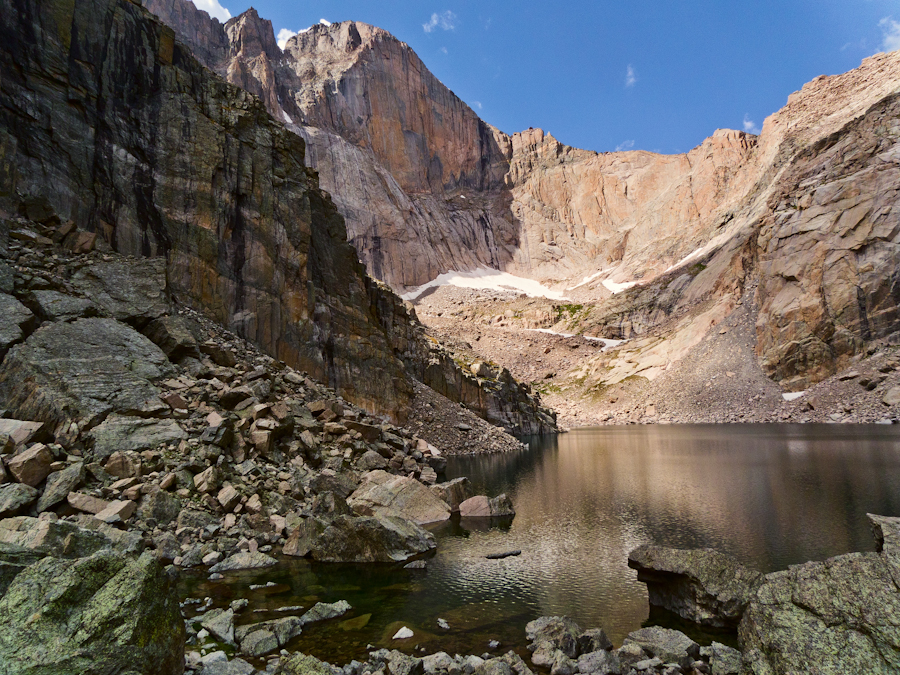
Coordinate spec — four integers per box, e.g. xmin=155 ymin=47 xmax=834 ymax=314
xmin=140 ymin=0 xmax=900 ymax=397
xmin=0 ymin=0 xmax=554 ymax=435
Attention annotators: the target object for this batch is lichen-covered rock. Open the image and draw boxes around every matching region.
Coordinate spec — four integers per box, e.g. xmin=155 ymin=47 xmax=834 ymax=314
xmin=282 ymin=652 xmax=339 ymax=675
xmin=0 ymin=550 xmax=185 ymax=674
xmin=0 ymin=542 xmax=44 ymax=598
xmin=622 ymin=627 xmax=700 ymax=670
xmin=283 ymin=513 xmax=435 ymax=562
xmin=628 ymin=544 xmax=763 ymax=627
xmin=525 ymin=616 xmax=583 ymax=660
xmin=0 ymin=483 xmax=39 ymax=517
xmin=0 ymin=515 xmax=142 ymax=557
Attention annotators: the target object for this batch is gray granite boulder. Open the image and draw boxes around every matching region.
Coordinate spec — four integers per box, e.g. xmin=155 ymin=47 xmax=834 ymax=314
xmin=36 ymin=461 xmax=84 ymax=511
xmin=69 ymin=258 xmax=168 ymax=326
xmin=628 ymin=544 xmax=763 ymax=627
xmin=348 ymin=470 xmax=451 ymax=524
xmin=622 ymin=627 xmax=700 ymax=670
xmin=283 ymin=514 xmax=435 ymax=563
xmin=0 ymin=515 xmax=142 ymax=557
xmin=88 ymin=414 xmax=186 ymax=460
xmin=0 ymin=483 xmax=39 ymax=517
xmin=28 ymin=290 xmax=96 ymax=322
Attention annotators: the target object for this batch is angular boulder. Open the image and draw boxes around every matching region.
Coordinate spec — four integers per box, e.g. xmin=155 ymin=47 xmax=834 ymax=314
xmin=459 ymin=494 xmax=515 ymax=518
xmin=0 ymin=550 xmax=184 ymax=674
xmin=6 ymin=443 xmax=53 ymax=487
xmin=69 ymin=259 xmax=169 ymax=326
xmin=348 ymin=469 xmax=451 ymax=524
xmin=89 ymin=415 xmax=186 ymax=461
xmin=430 ymin=477 xmax=473 ymax=513
xmin=0 ymin=293 xmax=34 ymax=356
xmin=0 ymin=483 xmax=39 ymax=517
xmin=0 ymin=319 xmax=173 ymax=436
xmin=209 ymin=551 xmax=277 ymax=573
xmin=622 ymin=627 xmax=700 ymax=670
xmin=0 ymin=542 xmax=44 ymax=598
xmin=738 ymin=514 xmax=900 ymax=674
xmin=36 ymin=462 xmax=84 ymax=511
xmin=284 ymin=514 xmax=435 ymax=563
xmin=0 ymin=515 xmax=142 ymax=557
xmin=28 ymin=290 xmax=96 ymax=322
xmin=628 ymin=544 xmax=764 ymax=627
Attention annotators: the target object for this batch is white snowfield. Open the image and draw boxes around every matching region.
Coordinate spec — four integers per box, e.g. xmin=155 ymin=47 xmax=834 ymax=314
xmin=401 ymin=268 xmax=568 ymax=302
xmin=602 ymin=279 xmax=639 ymax=294
xmin=782 ymin=391 xmax=807 ymax=401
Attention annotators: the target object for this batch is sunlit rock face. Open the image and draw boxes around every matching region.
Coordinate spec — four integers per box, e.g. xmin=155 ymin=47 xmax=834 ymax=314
xmin=129 ymin=0 xmax=900 ymax=389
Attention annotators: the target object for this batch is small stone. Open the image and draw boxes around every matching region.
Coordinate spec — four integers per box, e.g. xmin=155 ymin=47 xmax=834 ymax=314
xmin=392 ymin=627 xmax=414 ymax=640
xmin=94 ymin=499 xmax=137 ymax=524
xmin=217 ymin=484 xmax=241 ymax=511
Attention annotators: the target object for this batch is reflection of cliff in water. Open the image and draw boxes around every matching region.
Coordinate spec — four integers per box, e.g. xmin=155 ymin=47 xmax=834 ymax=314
xmin=438 ymin=424 xmax=900 ymax=644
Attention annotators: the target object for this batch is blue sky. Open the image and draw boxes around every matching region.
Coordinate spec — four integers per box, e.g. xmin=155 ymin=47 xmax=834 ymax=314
xmin=192 ymin=0 xmax=900 ymax=155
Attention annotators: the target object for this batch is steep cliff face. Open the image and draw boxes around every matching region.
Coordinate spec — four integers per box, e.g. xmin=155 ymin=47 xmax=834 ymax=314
xmin=124 ymin=0 xmax=900 ymax=393
xmin=0 ymin=0 xmax=412 ymax=418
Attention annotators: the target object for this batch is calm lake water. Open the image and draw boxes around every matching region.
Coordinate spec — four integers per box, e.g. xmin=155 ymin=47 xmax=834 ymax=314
xmin=184 ymin=424 xmax=900 ymax=664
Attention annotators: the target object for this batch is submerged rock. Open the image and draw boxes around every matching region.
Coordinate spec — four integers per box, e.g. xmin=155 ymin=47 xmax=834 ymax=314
xmin=628 ymin=544 xmax=763 ymax=627
xmin=284 ymin=514 xmax=435 ymax=562
xmin=0 ymin=550 xmax=184 ymax=674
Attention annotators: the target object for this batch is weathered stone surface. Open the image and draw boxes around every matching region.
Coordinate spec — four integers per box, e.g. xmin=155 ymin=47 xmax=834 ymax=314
xmin=460 ymin=494 xmax=515 ymax=518
xmin=6 ymin=443 xmax=53 ymax=487
xmin=699 ymin=642 xmax=742 ymax=675
xmin=348 ymin=470 xmax=451 ymax=524
xmin=300 ymin=600 xmax=351 ymax=625
xmin=0 ymin=420 xmax=45 ymax=448
xmin=282 ymin=652 xmax=337 ymax=675
xmin=198 ymin=654 xmax=255 ymax=675
xmin=89 ymin=415 xmax=186 ymax=460
xmin=0 ymin=551 xmax=184 ymax=674
xmin=0 ymin=542 xmax=44 ymax=598
xmin=0 ymin=483 xmax=39 ymax=517
xmin=430 ymin=477 xmax=472 ymax=513
xmin=622 ymin=627 xmax=700 ymax=670
xmin=28 ymin=290 xmax=96 ymax=322
xmin=194 ymin=466 xmax=223 ymax=494
xmin=0 ymin=293 xmax=34 ymax=355
xmin=201 ymin=607 xmax=236 ymax=644
xmin=576 ymin=650 xmax=621 ymax=675
xmin=525 ymin=616 xmax=582 ymax=660
xmin=0 ymin=515 xmax=142 ymax=557
xmin=738 ymin=514 xmax=900 ymax=674
xmin=0 ymin=320 xmax=173 ymax=437
xmin=94 ymin=499 xmax=137 ymax=524
xmin=628 ymin=544 xmax=764 ymax=628
xmin=67 ymin=492 xmax=110 ymax=515
xmin=69 ymin=259 xmax=168 ymax=326
xmin=209 ymin=551 xmax=277 ymax=572
xmin=284 ymin=514 xmax=435 ymax=562
xmin=143 ymin=315 xmax=201 ymax=360
xmin=36 ymin=462 xmax=84 ymax=511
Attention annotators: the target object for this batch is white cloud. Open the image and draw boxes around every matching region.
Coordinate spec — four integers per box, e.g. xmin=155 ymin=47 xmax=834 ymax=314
xmin=319 ymin=18 xmax=332 ymax=26
xmin=743 ymin=114 xmax=761 ymax=135
xmin=615 ymin=140 xmax=635 ymax=152
xmin=472 ymin=101 xmax=483 ymax=110
xmin=190 ymin=0 xmax=231 ymax=23
xmin=625 ymin=64 xmax=636 ymax=88
xmin=880 ymin=17 xmax=900 ymax=52
xmin=424 ymin=11 xmax=457 ymax=33
xmin=276 ymin=28 xmax=297 ymax=50
xmin=440 ymin=46 xmax=448 ymax=54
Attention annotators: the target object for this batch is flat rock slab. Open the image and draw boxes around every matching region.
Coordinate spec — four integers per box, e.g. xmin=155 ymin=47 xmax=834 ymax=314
xmin=88 ymin=415 xmax=186 ymax=460
xmin=0 ymin=318 xmax=173 ymax=435
xmin=28 ymin=290 xmax=96 ymax=322
xmin=69 ymin=259 xmax=168 ymax=325
xmin=209 ymin=551 xmax=277 ymax=573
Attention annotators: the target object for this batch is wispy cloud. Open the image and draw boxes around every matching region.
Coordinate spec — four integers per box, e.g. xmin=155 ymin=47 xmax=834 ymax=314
xmin=625 ymin=64 xmax=636 ymax=88
xmin=276 ymin=28 xmax=296 ymax=50
xmin=880 ymin=17 xmax=900 ymax=52
xmin=743 ymin=114 xmax=761 ymax=135
xmin=190 ymin=0 xmax=231 ymax=23
xmin=424 ymin=11 xmax=457 ymax=33
xmin=472 ymin=101 xmax=483 ymax=110
xmin=615 ymin=140 xmax=635 ymax=152
xmin=319 ymin=18 xmax=332 ymax=26
xmin=440 ymin=46 xmax=448 ymax=54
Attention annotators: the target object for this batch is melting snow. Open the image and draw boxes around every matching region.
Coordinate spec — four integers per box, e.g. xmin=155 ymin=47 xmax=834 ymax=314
xmin=402 ymin=268 xmax=568 ymax=302
xmin=602 ymin=279 xmax=639 ymax=294
xmin=528 ymin=329 xmax=626 ymax=351
xmin=567 ymin=270 xmax=606 ymax=291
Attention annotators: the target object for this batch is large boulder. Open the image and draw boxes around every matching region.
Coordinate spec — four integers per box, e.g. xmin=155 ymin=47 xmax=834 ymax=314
xmin=628 ymin=544 xmax=763 ymax=627
xmin=36 ymin=462 xmax=85 ymax=511
xmin=459 ymin=494 xmax=515 ymax=518
xmin=89 ymin=415 xmax=186 ymax=460
xmin=0 ymin=319 xmax=173 ymax=437
xmin=0 ymin=515 xmax=142 ymax=557
xmin=430 ymin=477 xmax=473 ymax=513
xmin=0 ymin=550 xmax=185 ymax=674
xmin=69 ymin=259 xmax=169 ymax=326
xmin=28 ymin=290 xmax=97 ymax=322
xmin=348 ymin=470 xmax=451 ymax=524
xmin=283 ymin=514 xmax=435 ymax=563
xmin=622 ymin=627 xmax=700 ymax=670
xmin=738 ymin=514 xmax=900 ymax=674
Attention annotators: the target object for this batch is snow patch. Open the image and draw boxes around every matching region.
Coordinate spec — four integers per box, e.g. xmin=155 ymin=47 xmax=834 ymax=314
xmin=782 ymin=391 xmax=807 ymax=401
xmin=402 ymin=268 xmax=568 ymax=302
xmin=567 ymin=269 xmax=605 ymax=291
xmin=603 ymin=279 xmax=639 ymax=294
xmin=280 ymin=108 xmax=294 ymax=125
xmin=664 ymin=231 xmax=731 ymax=273
xmin=528 ymin=329 xmax=626 ymax=351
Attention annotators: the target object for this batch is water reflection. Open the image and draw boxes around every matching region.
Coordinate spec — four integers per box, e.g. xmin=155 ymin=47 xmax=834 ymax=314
xmin=183 ymin=424 xmax=900 ymax=663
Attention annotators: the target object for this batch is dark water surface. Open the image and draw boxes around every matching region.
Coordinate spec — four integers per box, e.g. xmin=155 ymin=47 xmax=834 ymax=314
xmin=183 ymin=424 xmax=900 ymax=663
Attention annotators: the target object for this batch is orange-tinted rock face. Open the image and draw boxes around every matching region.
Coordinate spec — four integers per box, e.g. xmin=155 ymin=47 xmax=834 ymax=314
xmin=128 ymin=0 xmax=900 ymax=391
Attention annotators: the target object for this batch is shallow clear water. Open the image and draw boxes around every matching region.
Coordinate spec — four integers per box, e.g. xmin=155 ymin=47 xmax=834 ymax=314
xmin=182 ymin=424 xmax=900 ymax=664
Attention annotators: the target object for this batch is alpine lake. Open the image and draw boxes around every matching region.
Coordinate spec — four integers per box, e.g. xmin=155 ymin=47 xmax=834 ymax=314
xmin=180 ymin=423 xmax=900 ymax=664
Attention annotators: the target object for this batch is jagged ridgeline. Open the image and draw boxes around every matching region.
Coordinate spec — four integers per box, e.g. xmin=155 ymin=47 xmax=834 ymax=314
xmin=0 ymin=0 xmax=555 ymax=433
